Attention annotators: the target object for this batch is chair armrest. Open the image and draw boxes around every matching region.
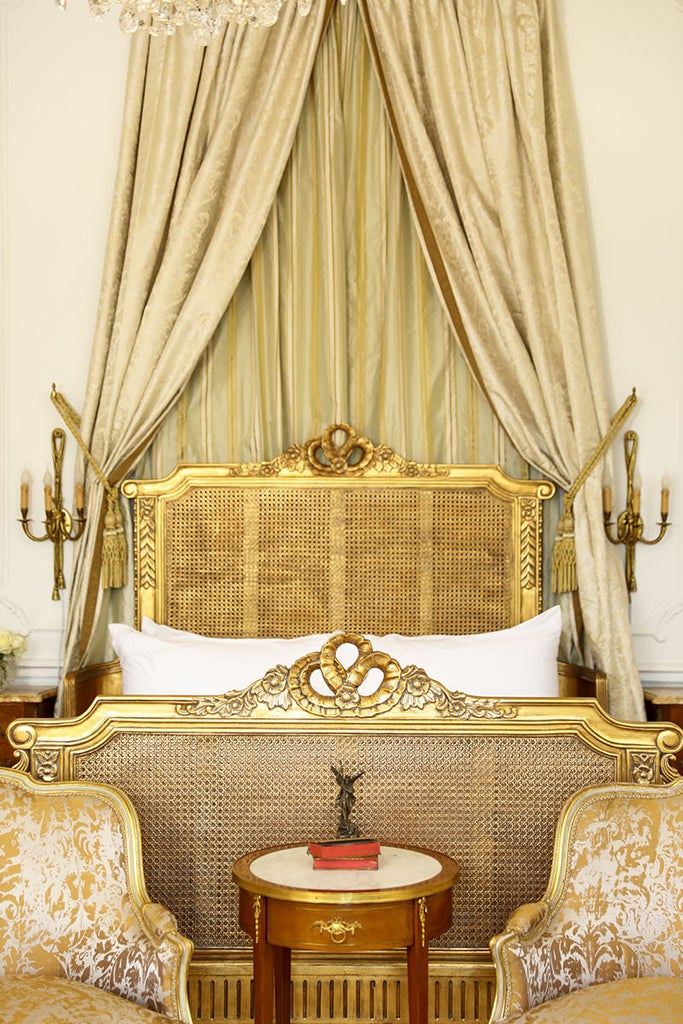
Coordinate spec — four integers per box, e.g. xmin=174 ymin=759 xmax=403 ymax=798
xmin=142 ymin=902 xmax=182 ymax=939
xmin=489 ymin=902 xmax=552 ymax=1023
xmin=111 ymin=902 xmax=194 ymax=1022
xmin=503 ymin=901 xmax=548 ymax=937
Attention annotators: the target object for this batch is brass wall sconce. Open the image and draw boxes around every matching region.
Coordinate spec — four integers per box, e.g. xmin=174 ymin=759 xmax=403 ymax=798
xmin=602 ymin=430 xmax=670 ymax=599
xmin=19 ymin=428 xmax=86 ymax=600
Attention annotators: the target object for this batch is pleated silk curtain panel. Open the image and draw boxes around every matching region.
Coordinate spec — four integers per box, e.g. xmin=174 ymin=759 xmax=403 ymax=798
xmin=60 ymin=3 xmax=335 ymax=699
xmin=141 ymin=2 xmax=524 ymax=475
xmin=357 ymin=0 xmax=642 ymax=720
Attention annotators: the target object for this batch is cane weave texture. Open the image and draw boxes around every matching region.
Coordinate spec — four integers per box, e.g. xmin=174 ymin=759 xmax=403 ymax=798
xmin=161 ymin=486 xmax=514 ymax=639
xmin=73 ymin=730 xmax=613 ymax=953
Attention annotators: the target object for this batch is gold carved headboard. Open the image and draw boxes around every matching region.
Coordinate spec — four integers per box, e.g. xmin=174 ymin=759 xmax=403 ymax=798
xmin=122 ymin=423 xmax=554 ymax=638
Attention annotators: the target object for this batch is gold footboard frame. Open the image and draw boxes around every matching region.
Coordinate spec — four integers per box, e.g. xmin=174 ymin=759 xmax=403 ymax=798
xmin=10 ymin=650 xmax=681 ymax=1024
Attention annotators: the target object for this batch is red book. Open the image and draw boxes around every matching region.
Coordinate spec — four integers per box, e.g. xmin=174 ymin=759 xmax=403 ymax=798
xmin=308 ymin=838 xmax=380 ymax=859
xmin=312 ymin=856 xmax=379 ymax=870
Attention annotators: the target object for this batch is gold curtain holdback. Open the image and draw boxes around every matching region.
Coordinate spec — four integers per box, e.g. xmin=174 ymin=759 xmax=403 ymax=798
xmin=551 ymin=388 xmax=638 ymax=595
xmin=50 ymin=385 xmax=127 ymax=590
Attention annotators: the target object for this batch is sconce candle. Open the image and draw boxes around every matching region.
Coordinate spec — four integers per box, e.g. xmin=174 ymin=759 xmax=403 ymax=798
xmin=20 ymin=471 xmax=30 ymax=512
xmin=661 ymin=476 xmax=671 ymax=518
xmin=20 ymin=429 xmax=87 ymax=600
xmin=43 ymin=470 xmax=53 ymax=513
xmin=601 ymin=471 xmax=612 ymax=517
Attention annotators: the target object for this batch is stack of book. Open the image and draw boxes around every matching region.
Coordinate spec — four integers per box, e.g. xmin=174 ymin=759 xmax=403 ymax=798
xmin=307 ymin=837 xmax=381 ymax=870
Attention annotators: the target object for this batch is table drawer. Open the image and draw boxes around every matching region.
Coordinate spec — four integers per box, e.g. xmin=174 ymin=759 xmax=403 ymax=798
xmin=267 ymin=898 xmax=413 ymax=950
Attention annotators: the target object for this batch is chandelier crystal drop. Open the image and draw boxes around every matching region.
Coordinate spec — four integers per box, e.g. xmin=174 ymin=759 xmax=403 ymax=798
xmin=59 ymin=0 xmax=325 ymax=45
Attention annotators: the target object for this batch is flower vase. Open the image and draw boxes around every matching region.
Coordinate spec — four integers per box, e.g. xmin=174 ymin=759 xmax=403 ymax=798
xmin=0 ymin=656 xmax=17 ymax=692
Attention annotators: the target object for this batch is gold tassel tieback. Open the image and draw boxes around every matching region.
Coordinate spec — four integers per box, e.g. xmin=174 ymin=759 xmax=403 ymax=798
xmin=551 ymin=502 xmax=577 ymax=595
xmin=50 ymin=384 xmax=128 ymax=591
xmin=551 ymin=388 xmax=638 ymax=595
xmin=102 ymin=490 xmax=126 ymax=589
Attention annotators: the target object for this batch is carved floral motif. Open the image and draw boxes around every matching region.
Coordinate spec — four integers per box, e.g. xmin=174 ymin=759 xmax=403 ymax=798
xmin=176 ymin=634 xmax=518 ymax=722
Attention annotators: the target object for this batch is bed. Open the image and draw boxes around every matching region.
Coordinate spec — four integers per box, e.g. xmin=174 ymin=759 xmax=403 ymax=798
xmin=9 ymin=424 xmax=679 ymax=1024
xmin=62 ymin=422 xmax=606 ymax=715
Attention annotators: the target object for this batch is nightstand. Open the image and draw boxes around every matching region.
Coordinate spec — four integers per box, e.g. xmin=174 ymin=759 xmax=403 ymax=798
xmin=643 ymin=687 xmax=683 ymax=775
xmin=0 ymin=688 xmax=57 ymax=767
xmin=233 ymin=843 xmax=459 ymax=1024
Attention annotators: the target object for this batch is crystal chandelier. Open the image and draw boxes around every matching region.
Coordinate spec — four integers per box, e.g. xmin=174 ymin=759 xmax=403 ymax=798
xmin=55 ymin=0 xmax=318 ymax=46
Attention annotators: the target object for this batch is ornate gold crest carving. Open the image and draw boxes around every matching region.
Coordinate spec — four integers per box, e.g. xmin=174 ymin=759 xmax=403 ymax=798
xmin=219 ymin=424 xmax=446 ymax=479
xmin=177 ymin=634 xmax=518 ymax=722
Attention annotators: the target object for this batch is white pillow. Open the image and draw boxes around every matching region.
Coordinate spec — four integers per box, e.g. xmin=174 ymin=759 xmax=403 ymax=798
xmin=110 ymin=608 xmax=561 ymax=698
xmin=109 ymin=623 xmax=331 ymax=696
xmin=367 ymin=606 xmax=562 ymax=699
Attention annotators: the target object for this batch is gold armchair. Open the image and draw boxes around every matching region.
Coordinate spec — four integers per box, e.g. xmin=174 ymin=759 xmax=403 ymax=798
xmin=489 ymin=778 xmax=683 ymax=1023
xmin=0 ymin=767 xmax=193 ymax=1024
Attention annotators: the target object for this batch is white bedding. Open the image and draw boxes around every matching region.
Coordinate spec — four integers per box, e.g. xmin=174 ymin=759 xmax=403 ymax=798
xmin=109 ymin=607 xmax=562 ymax=700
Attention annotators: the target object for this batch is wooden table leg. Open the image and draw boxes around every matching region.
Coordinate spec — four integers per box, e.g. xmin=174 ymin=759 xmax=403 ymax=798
xmin=274 ymin=945 xmax=291 ymax=1024
xmin=406 ymin=897 xmax=429 ymax=1024
xmin=253 ymin=895 xmax=275 ymax=1024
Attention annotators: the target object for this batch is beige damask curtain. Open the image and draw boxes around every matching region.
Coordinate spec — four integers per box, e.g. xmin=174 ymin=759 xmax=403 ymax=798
xmin=142 ymin=3 xmax=523 ymax=476
xmin=357 ymin=0 xmax=642 ymax=720
xmin=61 ymin=3 xmax=334 ymax=697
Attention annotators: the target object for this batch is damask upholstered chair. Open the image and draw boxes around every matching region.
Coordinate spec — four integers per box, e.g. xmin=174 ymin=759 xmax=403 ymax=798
xmin=489 ymin=778 xmax=683 ymax=1023
xmin=0 ymin=767 xmax=193 ymax=1023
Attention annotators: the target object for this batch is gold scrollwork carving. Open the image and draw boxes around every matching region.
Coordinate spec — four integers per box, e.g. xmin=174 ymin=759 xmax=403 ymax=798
xmin=253 ymin=895 xmax=262 ymax=943
xmin=312 ymin=917 xmax=362 ymax=943
xmin=306 ymin=424 xmax=375 ymax=476
xmin=289 ymin=633 xmax=404 ymax=717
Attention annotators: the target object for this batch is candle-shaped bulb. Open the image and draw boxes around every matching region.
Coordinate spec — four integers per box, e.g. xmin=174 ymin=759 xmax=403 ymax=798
xmin=43 ymin=469 xmax=53 ymax=513
xmin=75 ymin=479 xmax=85 ymax=512
xmin=20 ymin=470 xmax=30 ymax=511
xmin=602 ymin=484 xmax=612 ymax=516
xmin=661 ymin=475 xmax=671 ymax=518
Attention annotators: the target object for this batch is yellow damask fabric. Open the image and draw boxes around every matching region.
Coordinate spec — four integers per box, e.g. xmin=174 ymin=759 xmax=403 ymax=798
xmin=511 ymin=976 xmax=683 ymax=1024
xmin=0 ymin=976 xmax=185 ymax=1024
xmin=490 ymin=780 xmax=683 ymax=1023
xmin=0 ymin=770 xmax=191 ymax=1022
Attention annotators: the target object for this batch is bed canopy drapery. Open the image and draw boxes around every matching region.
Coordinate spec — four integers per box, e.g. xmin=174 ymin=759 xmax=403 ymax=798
xmin=60 ymin=0 xmax=643 ymax=721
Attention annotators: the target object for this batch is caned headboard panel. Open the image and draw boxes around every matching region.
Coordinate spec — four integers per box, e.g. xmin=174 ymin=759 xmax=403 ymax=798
xmin=121 ymin=423 xmax=555 ymax=638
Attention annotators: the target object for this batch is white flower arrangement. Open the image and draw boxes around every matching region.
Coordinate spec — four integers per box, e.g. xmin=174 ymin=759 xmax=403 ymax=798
xmin=0 ymin=630 xmax=27 ymax=689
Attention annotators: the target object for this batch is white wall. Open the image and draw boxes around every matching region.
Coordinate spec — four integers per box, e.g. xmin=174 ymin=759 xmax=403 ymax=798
xmin=0 ymin=0 xmax=128 ymax=682
xmin=1 ymin=0 xmax=682 ymax=692
xmin=560 ymin=0 xmax=683 ymax=685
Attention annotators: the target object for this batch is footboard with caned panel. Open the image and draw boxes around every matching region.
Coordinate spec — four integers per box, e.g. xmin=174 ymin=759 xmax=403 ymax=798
xmin=9 ymin=659 xmax=682 ymax=1024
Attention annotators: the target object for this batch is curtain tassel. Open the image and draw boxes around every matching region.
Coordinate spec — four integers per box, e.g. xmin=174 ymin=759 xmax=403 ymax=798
xmin=101 ymin=489 xmax=127 ymax=590
xmin=551 ymin=388 xmax=638 ymax=595
xmin=551 ymin=498 xmax=577 ymax=595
